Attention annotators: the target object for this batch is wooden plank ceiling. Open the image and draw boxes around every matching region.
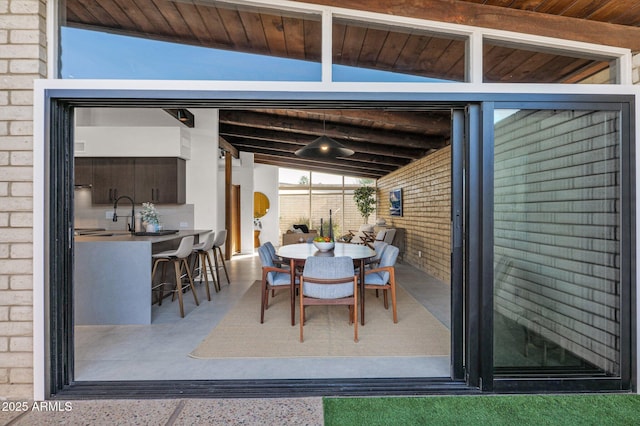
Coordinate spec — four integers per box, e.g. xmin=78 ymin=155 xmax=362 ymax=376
xmin=64 ymin=0 xmax=640 ymax=178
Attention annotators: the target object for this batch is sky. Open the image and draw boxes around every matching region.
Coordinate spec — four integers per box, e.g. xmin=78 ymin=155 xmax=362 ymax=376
xmin=60 ymin=27 xmax=442 ymax=83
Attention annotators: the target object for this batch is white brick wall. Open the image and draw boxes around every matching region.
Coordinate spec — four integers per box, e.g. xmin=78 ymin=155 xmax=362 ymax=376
xmin=0 ymin=0 xmax=46 ymax=398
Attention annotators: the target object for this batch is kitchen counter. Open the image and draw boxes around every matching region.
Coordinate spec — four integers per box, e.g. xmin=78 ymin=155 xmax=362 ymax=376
xmin=74 ymin=229 xmax=211 ymax=325
xmin=74 ymin=229 xmax=210 ymax=243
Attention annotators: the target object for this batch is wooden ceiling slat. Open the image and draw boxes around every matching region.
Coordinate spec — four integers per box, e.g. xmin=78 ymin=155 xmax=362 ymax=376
xmin=149 ymin=0 xmax=195 ymax=40
xmin=585 ymin=1 xmax=640 ymax=26
xmin=231 ymin=141 xmax=401 ymax=172
xmin=282 ymin=16 xmax=306 ymax=59
xmin=302 ymin=0 xmax=640 ymax=50
xmin=335 ymin=22 xmax=367 ymax=66
xmin=220 ymin=124 xmax=430 ymax=160
xmin=254 ymin=156 xmax=383 ymax=179
xmin=376 ymin=30 xmax=410 ymax=70
xmin=303 ymin=19 xmax=322 ymax=61
xmin=261 ymin=14 xmax=288 ymax=57
xmin=134 ymin=0 xmax=175 ymax=35
xmin=70 ymin=0 xmax=120 ymax=27
xmin=217 ymin=8 xmax=251 ymax=50
xmin=253 ymin=153 xmax=387 ymax=178
xmin=220 ymin=130 xmax=422 ymax=166
xmin=238 ymin=10 xmax=269 ymax=53
xmin=358 ymin=27 xmax=390 ymax=68
xmin=219 ymin=110 xmax=446 ymax=149
xmin=562 ymin=0 xmax=612 ymax=19
xmin=171 ymin=1 xmax=211 ymax=44
xmin=193 ymin=3 xmax=233 ymax=46
xmin=393 ymin=33 xmax=430 ymax=73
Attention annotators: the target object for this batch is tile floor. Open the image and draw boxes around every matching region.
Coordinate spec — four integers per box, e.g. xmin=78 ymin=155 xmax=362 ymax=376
xmin=74 ymin=252 xmax=451 ymax=381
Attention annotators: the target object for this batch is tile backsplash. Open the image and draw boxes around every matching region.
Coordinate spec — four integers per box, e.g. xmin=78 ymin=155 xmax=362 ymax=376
xmin=74 ymin=202 xmax=195 ymax=231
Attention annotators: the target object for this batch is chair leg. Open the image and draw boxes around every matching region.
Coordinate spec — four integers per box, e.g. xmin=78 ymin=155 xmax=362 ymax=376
xmin=390 ymin=271 xmax=397 ymax=324
xmin=173 ymin=259 xmax=185 ymax=318
xmin=205 ymin=251 xmax=220 ymax=292
xmin=199 ymin=252 xmax=211 ymax=301
xmin=383 ymin=289 xmax=389 ymax=309
xmin=216 ymin=246 xmax=230 ymax=284
xmin=182 ymin=258 xmax=199 ymax=306
xmin=299 ymin=286 xmax=304 ymax=342
xmin=353 ymin=278 xmax=359 ymax=343
xmin=260 ymin=279 xmax=267 ymax=323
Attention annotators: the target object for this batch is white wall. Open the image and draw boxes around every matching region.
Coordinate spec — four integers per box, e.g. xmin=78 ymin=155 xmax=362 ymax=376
xmin=186 ymin=109 xmax=219 ymax=233
xmin=232 ymin=152 xmax=255 ymax=254
xmin=253 ymin=164 xmax=279 ymax=247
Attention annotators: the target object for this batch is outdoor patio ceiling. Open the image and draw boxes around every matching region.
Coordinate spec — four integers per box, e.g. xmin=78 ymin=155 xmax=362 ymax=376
xmin=63 ymin=0 xmax=640 ymax=177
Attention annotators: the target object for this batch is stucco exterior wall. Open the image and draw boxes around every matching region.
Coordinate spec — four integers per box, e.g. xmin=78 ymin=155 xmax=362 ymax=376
xmin=0 ymin=0 xmax=47 ymax=398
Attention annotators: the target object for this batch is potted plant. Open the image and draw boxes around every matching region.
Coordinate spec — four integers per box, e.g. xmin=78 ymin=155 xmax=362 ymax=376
xmin=353 ymin=186 xmax=376 ymax=223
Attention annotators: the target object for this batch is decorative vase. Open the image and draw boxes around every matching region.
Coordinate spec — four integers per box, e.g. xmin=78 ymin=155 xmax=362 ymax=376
xmin=146 ymin=223 xmax=157 ymax=232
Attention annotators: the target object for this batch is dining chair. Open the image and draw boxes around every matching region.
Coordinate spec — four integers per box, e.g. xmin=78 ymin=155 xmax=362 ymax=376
xmin=191 ymin=231 xmax=219 ymax=300
xmin=263 ymin=241 xmax=288 ymax=269
xmin=212 ymin=229 xmax=230 ymax=286
xmin=258 ymin=244 xmax=297 ymax=325
xmin=299 ymin=256 xmax=358 ymax=343
xmin=151 ymin=235 xmax=199 ymax=318
xmin=363 ymin=245 xmax=400 ymax=323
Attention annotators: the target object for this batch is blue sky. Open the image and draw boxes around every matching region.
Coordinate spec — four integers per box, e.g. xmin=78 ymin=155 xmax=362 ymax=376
xmin=60 ymin=27 xmax=440 ymax=82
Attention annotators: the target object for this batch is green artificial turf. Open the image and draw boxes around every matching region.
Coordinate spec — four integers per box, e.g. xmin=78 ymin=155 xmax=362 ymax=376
xmin=323 ymin=394 xmax=640 ymax=426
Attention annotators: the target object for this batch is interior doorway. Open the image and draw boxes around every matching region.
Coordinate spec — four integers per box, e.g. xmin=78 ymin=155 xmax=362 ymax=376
xmin=231 ymin=184 xmax=241 ymax=254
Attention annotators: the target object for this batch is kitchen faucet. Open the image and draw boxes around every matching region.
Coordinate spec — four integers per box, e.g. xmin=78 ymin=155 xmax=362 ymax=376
xmin=113 ymin=195 xmax=136 ymax=233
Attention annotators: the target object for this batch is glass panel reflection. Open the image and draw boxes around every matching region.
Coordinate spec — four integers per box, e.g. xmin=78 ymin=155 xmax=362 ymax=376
xmin=61 ymin=0 xmax=321 ymax=80
xmin=332 ymin=18 xmax=466 ymax=82
xmin=493 ymin=109 xmax=621 ymax=377
xmin=484 ymin=40 xmax=615 ymax=83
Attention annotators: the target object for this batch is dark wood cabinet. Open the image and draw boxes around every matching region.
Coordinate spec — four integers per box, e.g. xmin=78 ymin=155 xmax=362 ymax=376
xmin=134 ymin=158 xmax=185 ymax=204
xmin=74 ymin=157 xmax=93 ymax=187
xmin=92 ymin=158 xmax=135 ymax=204
xmin=74 ymin=157 xmax=186 ymax=204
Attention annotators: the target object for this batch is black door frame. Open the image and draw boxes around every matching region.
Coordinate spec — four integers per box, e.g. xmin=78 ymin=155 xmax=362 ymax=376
xmin=41 ymin=88 xmax=635 ymax=398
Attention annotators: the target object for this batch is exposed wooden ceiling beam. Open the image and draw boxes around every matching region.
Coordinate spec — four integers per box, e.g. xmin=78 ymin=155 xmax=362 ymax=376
xmin=228 ymin=137 xmax=412 ymax=168
xmin=302 ymin=0 xmax=640 ymax=51
xmin=242 ymin=145 xmax=398 ymax=174
xmin=219 ymin=125 xmax=430 ymax=159
xmin=218 ymin=136 xmax=239 ymax=158
xmin=254 ymin=154 xmax=385 ymax=179
xmin=253 ymin=108 xmax=453 ymax=135
xmin=219 ymin=110 xmax=446 ymax=149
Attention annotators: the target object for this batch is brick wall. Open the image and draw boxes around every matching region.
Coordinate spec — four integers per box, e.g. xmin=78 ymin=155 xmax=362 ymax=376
xmin=493 ymin=109 xmax=620 ymax=374
xmin=0 ymin=0 xmax=46 ymax=398
xmin=377 ymin=146 xmax=451 ymax=283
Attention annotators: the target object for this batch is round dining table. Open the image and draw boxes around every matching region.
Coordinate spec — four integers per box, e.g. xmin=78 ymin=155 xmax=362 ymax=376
xmin=276 ymin=242 xmax=375 ymax=325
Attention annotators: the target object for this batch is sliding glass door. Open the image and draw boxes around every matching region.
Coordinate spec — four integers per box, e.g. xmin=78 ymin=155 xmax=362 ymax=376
xmin=490 ymin=104 xmax=633 ymax=391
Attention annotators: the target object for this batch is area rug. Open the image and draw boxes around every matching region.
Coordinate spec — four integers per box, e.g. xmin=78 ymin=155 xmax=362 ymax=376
xmin=189 ymin=281 xmax=450 ymax=358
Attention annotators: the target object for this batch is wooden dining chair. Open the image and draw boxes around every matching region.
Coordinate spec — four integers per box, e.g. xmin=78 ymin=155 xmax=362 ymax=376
xmin=299 ymin=256 xmax=358 ymax=343
xmin=363 ymin=245 xmax=400 ymax=323
xmin=257 ymin=244 xmax=297 ymax=325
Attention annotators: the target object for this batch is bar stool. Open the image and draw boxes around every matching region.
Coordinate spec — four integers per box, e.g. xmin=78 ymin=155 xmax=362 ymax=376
xmin=151 ymin=235 xmax=199 ymax=318
xmin=192 ymin=232 xmax=219 ymax=300
xmin=212 ymin=229 xmax=230 ymax=286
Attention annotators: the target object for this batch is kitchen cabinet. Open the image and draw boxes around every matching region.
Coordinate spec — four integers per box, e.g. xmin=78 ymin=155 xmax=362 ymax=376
xmin=74 ymin=157 xmax=93 ymax=186
xmin=92 ymin=158 xmax=135 ymax=204
xmin=74 ymin=157 xmax=186 ymax=204
xmin=134 ymin=158 xmax=185 ymax=204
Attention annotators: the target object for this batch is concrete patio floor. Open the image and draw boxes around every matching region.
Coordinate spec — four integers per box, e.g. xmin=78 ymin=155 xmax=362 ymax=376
xmin=1 ymin=397 xmax=324 ymax=425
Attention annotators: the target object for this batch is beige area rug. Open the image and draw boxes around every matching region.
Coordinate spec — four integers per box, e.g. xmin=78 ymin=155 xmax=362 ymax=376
xmin=190 ymin=281 xmax=450 ymax=358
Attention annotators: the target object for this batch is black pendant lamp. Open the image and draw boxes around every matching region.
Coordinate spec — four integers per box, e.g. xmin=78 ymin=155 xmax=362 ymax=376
xmin=295 ymin=119 xmax=354 ymax=159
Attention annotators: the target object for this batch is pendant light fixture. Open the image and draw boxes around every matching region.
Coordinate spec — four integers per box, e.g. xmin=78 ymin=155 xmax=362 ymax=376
xmin=295 ymin=117 xmax=354 ymax=159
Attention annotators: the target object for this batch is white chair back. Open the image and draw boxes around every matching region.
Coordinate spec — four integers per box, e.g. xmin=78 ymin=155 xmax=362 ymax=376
xmin=175 ymin=236 xmax=195 ymax=258
xmin=201 ymin=232 xmax=216 ymax=251
xmin=213 ymin=229 xmax=227 ymax=247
